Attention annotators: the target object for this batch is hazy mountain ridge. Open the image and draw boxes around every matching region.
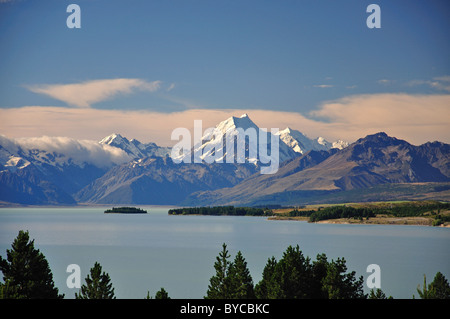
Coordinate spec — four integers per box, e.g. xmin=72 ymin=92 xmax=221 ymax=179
xmin=75 ymin=156 xmax=258 ymax=205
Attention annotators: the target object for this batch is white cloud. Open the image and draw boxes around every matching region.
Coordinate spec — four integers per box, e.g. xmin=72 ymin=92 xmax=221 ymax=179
xmin=313 ymin=84 xmax=334 ymax=88
xmin=26 ymin=78 xmax=162 ymax=108
xmin=167 ymin=83 xmax=176 ymax=92
xmin=377 ymin=79 xmax=392 ymax=85
xmin=3 ymin=135 xmax=132 ymax=168
xmin=309 ymin=93 xmax=450 ymax=144
xmin=0 ymin=93 xmax=449 ymax=147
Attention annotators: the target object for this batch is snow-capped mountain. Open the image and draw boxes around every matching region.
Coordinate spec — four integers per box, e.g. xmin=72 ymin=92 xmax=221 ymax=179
xmin=0 ymin=135 xmax=132 ymax=205
xmin=99 ymin=133 xmax=171 ymax=159
xmin=1 ymin=126 xmax=449 ymax=206
xmin=276 ymin=127 xmax=348 ymax=154
xmin=174 ymin=114 xmax=298 ymax=166
xmin=0 ymin=135 xmax=131 ymax=172
xmin=186 ymin=132 xmax=450 ymax=206
xmin=0 ymin=135 xmax=28 ymax=172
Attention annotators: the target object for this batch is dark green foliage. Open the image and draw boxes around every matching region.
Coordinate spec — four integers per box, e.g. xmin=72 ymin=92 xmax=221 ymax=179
xmin=432 ymin=214 xmax=450 ymax=226
xmin=206 ymin=244 xmax=255 ymax=299
xmin=104 ymin=206 xmax=147 ymax=214
xmin=304 ymin=201 xmax=450 ymax=223
xmin=321 ymin=257 xmax=365 ymax=299
xmin=416 ymin=274 xmax=431 ymax=299
xmin=0 ymin=230 xmax=63 ymax=299
xmin=271 ymin=245 xmax=313 ymax=299
xmin=310 ymin=253 xmax=330 ymax=298
xmin=155 ymin=287 xmax=170 ymax=299
xmin=416 ymin=272 xmax=450 ymax=299
xmin=428 ymin=272 xmax=450 ymax=299
xmin=369 ymin=288 xmax=392 ymax=299
xmin=237 ymin=245 xmax=367 ymax=299
xmin=168 ymin=206 xmax=272 ymax=216
xmin=254 ymin=257 xmax=279 ymax=299
xmin=205 ymin=243 xmax=232 ymax=299
xmin=228 ymin=251 xmax=255 ymax=299
xmin=380 ymin=202 xmax=450 ymax=217
xmin=285 ymin=209 xmax=315 ymax=218
xmin=75 ymin=262 xmax=115 ymax=299
xmin=309 ymin=206 xmax=375 ymax=222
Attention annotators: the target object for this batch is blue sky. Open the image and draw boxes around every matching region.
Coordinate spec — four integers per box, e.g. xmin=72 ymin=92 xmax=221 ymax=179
xmin=0 ymin=0 xmax=449 ymax=145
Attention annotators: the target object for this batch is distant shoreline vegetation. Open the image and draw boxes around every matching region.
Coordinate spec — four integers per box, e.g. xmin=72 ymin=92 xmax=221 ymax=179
xmin=168 ymin=201 xmax=450 ymax=226
xmin=104 ymin=207 xmax=147 ymax=214
xmin=168 ymin=206 xmax=272 ymax=216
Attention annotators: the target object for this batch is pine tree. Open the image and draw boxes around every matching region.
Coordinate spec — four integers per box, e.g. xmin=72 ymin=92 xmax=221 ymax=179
xmin=321 ymin=258 xmax=366 ymax=299
xmin=75 ymin=262 xmax=115 ymax=299
xmin=205 ymin=243 xmax=232 ymax=299
xmin=228 ymin=251 xmax=255 ymax=299
xmin=155 ymin=287 xmax=170 ymax=299
xmin=0 ymin=230 xmax=63 ymax=299
xmin=416 ymin=274 xmax=431 ymax=299
xmin=429 ymin=272 xmax=450 ymax=299
xmin=275 ymin=245 xmax=312 ymax=299
xmin=310 ymin=253 xmax=330 ymax=298
xmin=255 ymin=256 xmax=279 ymax=299
xmin=369 ymin=288 xmax=391 ymax=299
xmin=416 ymin=272 xmax=450 ymax=299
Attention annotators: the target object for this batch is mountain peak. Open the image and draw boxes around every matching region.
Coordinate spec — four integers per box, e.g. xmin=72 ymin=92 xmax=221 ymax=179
xmin=99 ymin=133 xmax=126 ymax=145
xmin=356 ymin=132 xmax=401 ymax=146
xmin=99 ymin=133 xmax=170 ymax=159
xmin=215 ymin=114 xmax=258 ymax=133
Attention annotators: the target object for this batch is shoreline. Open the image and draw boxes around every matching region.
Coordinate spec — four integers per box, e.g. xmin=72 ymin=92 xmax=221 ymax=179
xmin=268 ymin=215 xmax=450 ymax=227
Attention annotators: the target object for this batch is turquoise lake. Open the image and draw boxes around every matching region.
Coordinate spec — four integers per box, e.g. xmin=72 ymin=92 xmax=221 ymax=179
xmin=0 ymin=207 xmax=449 ymax=299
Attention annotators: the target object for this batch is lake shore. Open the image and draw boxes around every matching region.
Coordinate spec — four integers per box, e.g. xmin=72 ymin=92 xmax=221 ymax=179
xmin=269 ymin=215 xmax=450 ymax=227
xmin=268 ymin=201 xmax=450 ymax=227
xmin=269 ymin=204 xmax=450 ymax=227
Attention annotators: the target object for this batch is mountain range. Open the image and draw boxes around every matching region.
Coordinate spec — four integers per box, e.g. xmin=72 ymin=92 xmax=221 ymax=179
xmin=1 ymin=114 xmax=449 ymax=206
xmin=184 ymin=132 xmax=450 ymax=206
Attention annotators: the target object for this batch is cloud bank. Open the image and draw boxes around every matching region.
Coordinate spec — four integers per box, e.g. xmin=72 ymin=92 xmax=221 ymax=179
xmin=26 ymin=78 xmax=162 ymax=108
xmin=1 ymin=93 xmax=449 ymax=146
xmin=309 ymin=93 xmax=450 ymax=144
xmin=1 ymin=135 xmax=132 ymax=168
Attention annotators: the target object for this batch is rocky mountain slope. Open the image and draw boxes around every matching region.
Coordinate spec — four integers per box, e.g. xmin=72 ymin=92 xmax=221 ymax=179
xmin=184 ymin=132 xmax=450 ymax=206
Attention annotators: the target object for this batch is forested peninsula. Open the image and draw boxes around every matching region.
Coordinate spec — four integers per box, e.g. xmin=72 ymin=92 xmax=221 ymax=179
xmin=169 ymin=201 xmax=450 ymax=227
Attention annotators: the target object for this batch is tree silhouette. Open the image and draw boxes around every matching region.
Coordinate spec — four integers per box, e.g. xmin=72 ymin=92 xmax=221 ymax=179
xmin=0 ymin=230 xmax=63 ymax=299
xmin=75 ymin=262 xmax=115 ymax=299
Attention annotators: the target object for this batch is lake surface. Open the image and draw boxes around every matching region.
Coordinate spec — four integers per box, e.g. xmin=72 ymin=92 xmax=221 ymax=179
xmin=0 ymin=207 xmax=449 ymax=299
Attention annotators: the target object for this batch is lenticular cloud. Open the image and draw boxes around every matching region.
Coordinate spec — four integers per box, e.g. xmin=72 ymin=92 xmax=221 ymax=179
xmin=27 ymin=78 xmax=162 ymax=108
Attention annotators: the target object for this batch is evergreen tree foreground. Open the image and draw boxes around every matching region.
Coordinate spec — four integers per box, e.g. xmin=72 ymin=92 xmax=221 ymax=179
xmin=0 ymin=230 xmax=63 ymax=299
xmin=75 ymin=262 xmax=116 ymax=299
xmin=207 ymin=243 xmax=370 ymax=299
xmin=1 ymin=231 xmax=449 ymax=299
